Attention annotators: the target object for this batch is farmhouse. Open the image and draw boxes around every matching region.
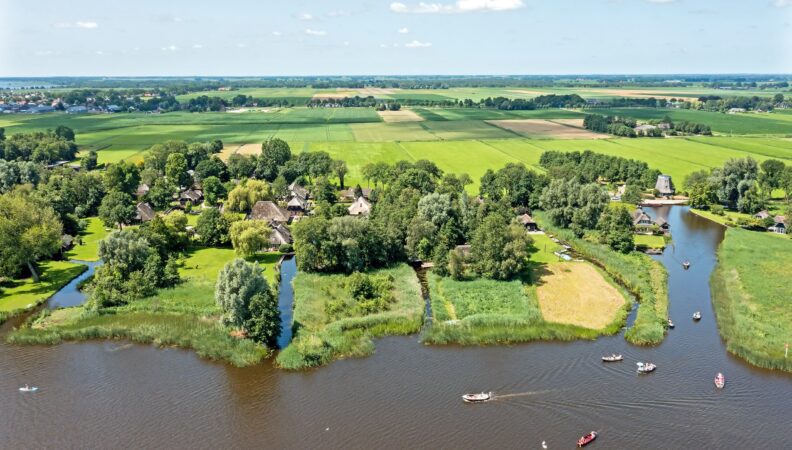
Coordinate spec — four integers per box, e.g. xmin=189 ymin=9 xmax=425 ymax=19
xmin=754 ymin=210 xmax=770 ymax=220
xmin=768 ymin=216 xmax=787 ymax=234
xmin=135 ymin=202 xmax=156 ymax=222
xmin=632 ymin=207 xmax=668 ymax=234
xmin=340 ymin=187 xmax=372 ymax=201
xmin=250 ymin=201 xmax=290 ymax=223
xmin=655 ymin=174 xmax=675 ymax=198
xmin=634 ymin=124 xmax=657 ymax=133
xmin=286 ymin=194 xmax=308 ymax=213
xmin=288 ymin=181 xmax=309 ymax=200
xmin=179 ymin=189 xmax=203 ymax=207
xmin=516 ymin=213 xmax=539 ymax=232
xmin=136 ymin=183 xmax=150 ymax=198
xmin=728 ymin=108 xmax=746 ymax=114
xmin=269 ymin=224 xmax=293 ymax=249
xmin=348 ymin=196 xmax=372 ymax=216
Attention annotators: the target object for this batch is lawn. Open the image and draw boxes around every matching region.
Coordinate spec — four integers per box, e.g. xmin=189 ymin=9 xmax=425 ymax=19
xmin=276 ymin=264 xmax=424 ymax=369
xmin=711 ymin=228 xmax=792 ymax=371
xmin=8 ymin=246 xmax=283 ymax=366
xmin=0 ymin=261 xmax=87 ymax=312
xmin=634 ymin=234 xmax=666 ymax=249
xmin=64 ymin=217 xmax=110 ymax=261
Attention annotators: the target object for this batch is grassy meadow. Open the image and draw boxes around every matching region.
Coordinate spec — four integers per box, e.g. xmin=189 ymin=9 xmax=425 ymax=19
xmin=711 ymin=229 xmax=792 ymax=371
xmin=277 ymin=264 xmax=424 ymax=370
xmin=9 ymin=247 xmax=282 ymax=366
xmin=0 ymin=261 xmax=87 ymax=314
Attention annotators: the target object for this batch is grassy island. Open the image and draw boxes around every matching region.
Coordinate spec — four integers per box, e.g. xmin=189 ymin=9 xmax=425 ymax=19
xmin=8 ymin=248 xmax=282 ymax=367
xmin=711 ymin=229 xmax=792 ymax=371
xmin=276 ymin=264 xmax=424 ymax=370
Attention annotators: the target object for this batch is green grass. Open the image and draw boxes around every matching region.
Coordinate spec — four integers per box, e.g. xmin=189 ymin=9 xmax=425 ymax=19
xmin=64 ymin=217 xmax=110 ymax=261
xmin=527 ymin=232 xmax=565 ymax=264
xmin=634 ymin=234 xmax=667 ymax=249
xmin=276 ymin=264 xmax=424 ymax=370
xmin=0 ymin=261 xmax=87 ymax=312
xmin=711 ymin=228 xmax=792 ymax=371
xmin=7 ymin=246 xmax=282 ymax=366
xmin=590 ymin=108 xmax=792 ymax=136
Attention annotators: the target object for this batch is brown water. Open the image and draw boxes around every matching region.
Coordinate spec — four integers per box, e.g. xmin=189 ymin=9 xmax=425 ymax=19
xmin=2 ymin=207 xmax=791 ymax=449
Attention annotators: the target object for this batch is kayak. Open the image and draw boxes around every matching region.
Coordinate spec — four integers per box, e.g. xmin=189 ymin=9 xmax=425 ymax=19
xmin=19 ymin=387 xmax=38 ymax=393
xmin=601 ymin=354 xmax=623 ymax=362
xmin=577 ymin=431 xmax=597 ymax=447
xmin=715 ymin=373 xmax=725 ymax=389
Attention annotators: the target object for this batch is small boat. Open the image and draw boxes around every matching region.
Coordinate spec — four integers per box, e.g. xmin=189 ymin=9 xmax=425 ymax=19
xmin=636 ymin=362 xmax=656 ymax=374
xmin=19 ymin=385 xmax=38 ymax=393
xmin=714 ymin=373 xmax=725 ymax=389
xmin=682 ymin=261 xmax=691 ymax=270
xmin=692 ymin=312 xmax=702 ymax=321
xmin=462 ymin=392 xmax=492 ymax=403
xmin=601 ymin=354 xmax=623 ymax=362
xmin=668 ymin=319 xmax=675 ymax=329
xmin=577 ymin=431 xmax=597 ymax=447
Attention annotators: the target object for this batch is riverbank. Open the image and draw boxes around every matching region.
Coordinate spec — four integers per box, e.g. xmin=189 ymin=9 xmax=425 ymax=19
xmin=7 ymin=247 xmax=282 ymax=367
xmin=423 ymin=263 xmax=630 ymax=345
xmin=534 ymin=212 xmax=669 ymax=345
xmin=276 ymin=264 xmax=424 ymax=370
xmin=0 ymin=261 xmax=88 ymax=325
xmin=710 ymin=228 xmax=792 ymax=372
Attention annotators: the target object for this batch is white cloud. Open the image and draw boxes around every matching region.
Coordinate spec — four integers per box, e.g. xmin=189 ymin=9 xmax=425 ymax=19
xmin=390 ymin=0 xmax=524 ymax=14
xmin=299 ymin=13 xmax=314 ymax=20
xmin=193 ymin=44 xmax=203 ymax=49
xmin=398 ymin=27 xmax=409 ymax=33
xmin=405 ymin=39 xmax=432 ymax=48
xmin=55 ymin=21 xmax=99 ymax=29
xmin=272 ymin=31 xmax=282 ymax=36
xmin=305 ymin=28 xmax=327 ymax=36
xmin=774 ymin=0 xmax=792 ymax=6
xmin=76 ymin=21 xmax=99 ymax=29
xmin=95 ymin=50 xmax=104 ymax=55
xmin=161 ymin=45 xmax=178 ymax=52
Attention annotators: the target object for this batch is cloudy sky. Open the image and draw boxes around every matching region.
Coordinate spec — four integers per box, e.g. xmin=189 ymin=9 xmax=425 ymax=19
xmin=0 ymin=0 xmax=790 ymax=76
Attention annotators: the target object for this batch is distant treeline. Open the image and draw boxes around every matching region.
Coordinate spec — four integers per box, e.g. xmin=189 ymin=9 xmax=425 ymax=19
xmin=583 ymin=114 xmax=711 ymax=137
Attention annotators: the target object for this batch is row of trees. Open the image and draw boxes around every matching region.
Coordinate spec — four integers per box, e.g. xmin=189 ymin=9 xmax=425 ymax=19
xmin=0 ymin=126 xmax=78 ymax=163
xmin=539 ymin=150 xmax=659 ymax=189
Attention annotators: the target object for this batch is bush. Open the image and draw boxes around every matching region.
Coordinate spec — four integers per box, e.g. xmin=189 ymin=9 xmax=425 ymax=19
xmin=710 ymin=204 xmax=725 ymax=216
xmin=278 ymin=244 xmax=293 ymax=253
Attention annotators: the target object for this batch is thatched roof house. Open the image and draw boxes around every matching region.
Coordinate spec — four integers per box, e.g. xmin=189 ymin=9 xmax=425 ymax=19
xmin=250 ymin=201 xmax=290 ymax=223
xmin=286 ymin=194 xmax=308 ymax=212
xmin=655 ymin=175 xmax=675 ymax=197
xmin=136 ymin=184 xmax=150 ymax=198
xmin=340 ymin=187 xmax=372 ymax=201
xmin=348 ymin=197 xmax=372 ymax=216
xmin=269 ymin=224 xmax=293 ymax=247
xmin=516 ymin=213 xmax=538 ymax=231
xmin=288 ymin=181 xmax=309 ymax=200
xmin=136 ymin=202 xmax=156 ymax=222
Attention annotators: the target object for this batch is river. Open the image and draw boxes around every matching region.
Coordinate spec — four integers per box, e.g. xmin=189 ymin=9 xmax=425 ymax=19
xmin=1 ymin=207 xmax=790 ymax=449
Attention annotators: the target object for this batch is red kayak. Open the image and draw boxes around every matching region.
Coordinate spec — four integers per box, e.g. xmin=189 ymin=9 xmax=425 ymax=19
xmin=577 ymin=431 xmax=597 ymax=447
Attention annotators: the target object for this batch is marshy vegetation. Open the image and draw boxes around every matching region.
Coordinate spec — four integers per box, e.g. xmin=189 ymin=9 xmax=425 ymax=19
xmin=711 ymin=228 xmax=792 ymax=371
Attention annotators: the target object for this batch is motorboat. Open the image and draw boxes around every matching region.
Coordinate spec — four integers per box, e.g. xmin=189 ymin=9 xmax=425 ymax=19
xmin=715 ymin=373 xmax=725 ymax=389
xmin=682 ymin=261 xmax=691 ymax=270
xmin=636 ymin=362 xmax=656 ymax=374
xmin=601 ymin=354 xmax=623 ymax=362
xmin=668 ymin=319 xmax=675 ymax=329
xmin=462 ymin=392 xmax=492 ymax=403
xmin=693 ymin=312 xmax=702 ymax=321
xmin=577 ymin=431 xmax=597 ymax=447
xmin=19 ymin=385 xmax=38 ymax=393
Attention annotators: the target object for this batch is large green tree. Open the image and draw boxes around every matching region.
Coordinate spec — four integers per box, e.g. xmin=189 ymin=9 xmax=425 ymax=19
xmin=215 ymin=258 xmax=280 ymax=346
xmin=230 ymin=220 xmax=271 ymax=257
xmin=99 ymin=191 xmax=136 ymax=230
xmin=165 ymin=152 xmax=191 ymax=188
xmin=256 ymin=138 xmax=292 ymax=181
xmin=104 ymin=161 xmax=141 ymax=195
xmin=597 ymin=205 xmax=635 ymax=253
xmin=0 ymin=191 xmax=62 ymax=281
xmin=469 ymin=215 xmax=531 ymax=280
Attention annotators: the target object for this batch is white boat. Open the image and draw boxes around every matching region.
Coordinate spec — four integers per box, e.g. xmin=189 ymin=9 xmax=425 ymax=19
xmin=462 ymin=392 xmax=492 ymax=403
xmin=19 ymin=385 xmax=38 ymax=393
xmin=693 ymin=312 xmax=702 ymax=321
xmin=636 ymin=362 xmax=656 ymax=374
xmin=601 ymin=354 xmax=623 ymax=362
xmin=668 ymin=319 xmax=675 ymax=329
xmin=715 ymin=373 xmax=725 ymax=389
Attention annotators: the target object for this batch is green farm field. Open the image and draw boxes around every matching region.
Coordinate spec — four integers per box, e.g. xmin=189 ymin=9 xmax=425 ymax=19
xmin=2 ymin=107 xmax=791 ymax=189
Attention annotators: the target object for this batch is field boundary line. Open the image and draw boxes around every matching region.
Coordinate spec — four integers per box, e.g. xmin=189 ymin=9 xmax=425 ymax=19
xmin=395 ymin=142 xmax=419 ymax=162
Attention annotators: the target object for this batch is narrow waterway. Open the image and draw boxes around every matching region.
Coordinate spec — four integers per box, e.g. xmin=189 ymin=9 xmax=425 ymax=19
xmin=1 ymin=207 xmax=790 ymax=449
xmin=45 ymin=260 xmax=101 ymax=309
xmin=276 ymin=256 xmax=297 ymax=349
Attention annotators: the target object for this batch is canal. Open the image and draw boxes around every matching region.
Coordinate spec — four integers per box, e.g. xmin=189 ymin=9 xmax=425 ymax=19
xmin=1 ymin=207 xmax=790 ymax=448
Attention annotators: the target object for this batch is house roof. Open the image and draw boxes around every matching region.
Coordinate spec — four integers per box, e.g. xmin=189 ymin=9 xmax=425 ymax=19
xmin=179 ymin=189 xmax=203 ymax=202
xmin=754 ymin=210 xmax=770 ymax=219
xmin=348 ymin=196 xmax=372 ymax=216
xmin=287 ymin=195 xmax=307 ymax=210
xmin=655 ymin=175 xmax=674 ymax=195
xmin=269 ymin=224 xmax=293 ymax=246
xmin=632 ymin=209 xmax=653 ymax=226
xmin=136 ymin=202 xmax=156 ymax=222
xmin=250 ymin=201 xmax=290 ymax=222
xmin=517 ymin=213 xmax=536 ymax=225
xmin=136 ymin=184 xmax=150 ymax=197
xmin=774 ymin=215 xmax=787 ymax=224
xmin=340 ymin=187 xmax=373 ymax=199
xmin=288 ymin=181 xmax=309 ymax=199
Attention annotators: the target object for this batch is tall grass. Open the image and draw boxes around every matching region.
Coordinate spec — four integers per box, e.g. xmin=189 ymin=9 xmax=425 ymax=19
xmin=710 ymin=229 xmax=792 ymax=372
xmin=276 ymin=264 xmax=424 ymax=370
xmin=534 ymin=212 xmax=669 ymax=345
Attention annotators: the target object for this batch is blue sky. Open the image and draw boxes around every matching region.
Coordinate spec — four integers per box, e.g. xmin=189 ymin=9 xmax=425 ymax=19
xmin=1 ymin=0 xmax=790 ymax=76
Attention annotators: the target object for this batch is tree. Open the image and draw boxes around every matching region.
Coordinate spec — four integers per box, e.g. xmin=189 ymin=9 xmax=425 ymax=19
xmin=712 ymin=157 xmax=758 ymax=209
xmin=196 ymin=207 xmax=231 ymax=246
xmin=244 ymin=291 xmax=281 ymax=347
xmin=98 ymin=229 xmax=152 ymax=273
xmin=146 ymin=178 xmax=176 ymax=210
xmin=194 ymin=156 xmax=228 ymax=182
xmin=469 ymin=215 xmax=531 ymax=280
xmin=0 ymin=191 xmax=62 ymax=281
xmin=621 ymin=184 xmax=643 ymax=205
xmin=99 ymin=191 xmax=136 ymax=230
xmin=539 ymin=179 xmax=608 ymax=235
xmin=759 ymin=159 xmax=786 ymax=198
xmin=215 ymin=258 xmax=271 ymax=329
xmin=312 ymin=176 xmax=337 ymax=205
xmin=597 ymin=205 xmax=634 ymax=253
xmin=230 ymin=220 xmax=271 ymax=257
xmin=332 ymin=160 xmax=348 ymax=189
xmin=256 ymin=138 xmax=292 ymax=181
xmin=104 ymin=161 xmax=141 ymax=195
xmin=226 ymin=179 xmax=272 ymax=212
xmin=165 ymin=152 xmax=190 ymax=188
xmin=202 ymin=176 xmax=226 ymax=206
xmin=81 ymin=150 xmax=98 ymax=170
xmin=447 ymin=247 xmax=466 ymax=280
xmin=227 ymin=154 xmax=256 ymax=179
xmin=54 ymin=125 xmax=75 ymax=141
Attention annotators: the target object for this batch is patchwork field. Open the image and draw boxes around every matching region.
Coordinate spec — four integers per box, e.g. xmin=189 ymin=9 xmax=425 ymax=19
xmin=377 ymin=109 xmax=424 ymax=122
xmin=487 ymin=119 xmax=608 ymax=139
xmin=536 ymin=263 xmax=627 ymax=329
xmin=219 ymin=143 xmax=262 ymax=161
